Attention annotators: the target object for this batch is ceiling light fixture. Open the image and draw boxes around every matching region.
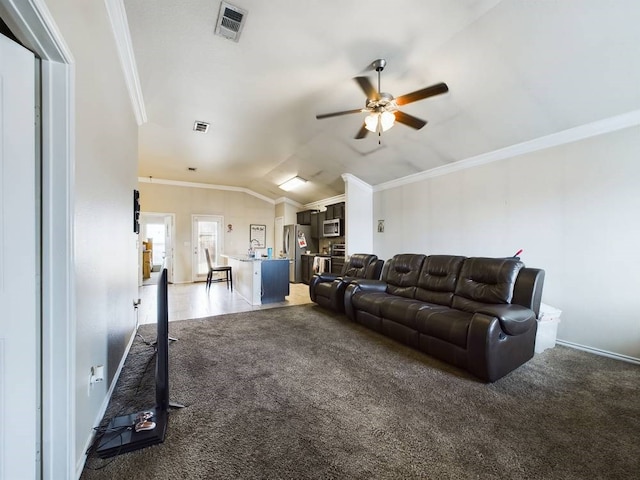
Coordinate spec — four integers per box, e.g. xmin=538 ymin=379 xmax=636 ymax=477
xmin=279 ymin=176 xmax=307 ymax=191
xmin=364 ymin=110 xmax=395 ymax=133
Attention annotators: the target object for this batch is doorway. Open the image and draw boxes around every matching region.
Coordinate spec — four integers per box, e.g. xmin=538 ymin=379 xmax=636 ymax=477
xmin=140 ymin=212 xmax=175 ymax=284
xmin=192 ymin=215 xmax=224 ymax=282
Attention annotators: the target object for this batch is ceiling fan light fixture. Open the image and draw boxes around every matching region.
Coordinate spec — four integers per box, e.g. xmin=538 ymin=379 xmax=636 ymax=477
xmin=279 ymin=176 xmax=307 ymax=191
xmin=380 ymin=111 xmax=395 ymax=131
xmin=364 ymin=113 xmax=378 ymax=133
xmin=364 ymin=111 xmax=395 ymax=133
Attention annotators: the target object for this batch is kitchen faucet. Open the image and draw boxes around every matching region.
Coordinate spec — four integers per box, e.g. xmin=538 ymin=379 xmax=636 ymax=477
xmin=249 ymin=238 xmax=260 ymax=256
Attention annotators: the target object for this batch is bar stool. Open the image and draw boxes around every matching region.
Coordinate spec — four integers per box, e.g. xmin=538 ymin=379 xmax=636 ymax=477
xmin=205 ymin=248 xmax=233 ymax=290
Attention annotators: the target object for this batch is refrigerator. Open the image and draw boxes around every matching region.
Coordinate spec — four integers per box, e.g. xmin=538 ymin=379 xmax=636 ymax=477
xmin=283 ymin=224 xmax=317 ymax=283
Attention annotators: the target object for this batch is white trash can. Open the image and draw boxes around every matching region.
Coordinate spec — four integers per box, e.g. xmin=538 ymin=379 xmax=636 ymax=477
xmin=535 ymin=303 xmax=562 ymax=354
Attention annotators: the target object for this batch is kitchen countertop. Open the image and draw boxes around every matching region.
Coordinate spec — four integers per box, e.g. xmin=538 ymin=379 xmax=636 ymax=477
xmin=222 ymin=254 xmax=289 ymax=262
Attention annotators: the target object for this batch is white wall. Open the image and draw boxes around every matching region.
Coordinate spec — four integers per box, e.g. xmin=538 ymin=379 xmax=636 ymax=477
xmin=276 ymin=198 xmax=301 ymax=226
xmin=45 ymin=0 xmax=140 ymax=468
xmin=138 ymin=181 xmax=276 ymax=283
xmin=373 ymin=126 xmax=640 ymax=360
xmin=343 ymin=174 xmax=373 ymax=256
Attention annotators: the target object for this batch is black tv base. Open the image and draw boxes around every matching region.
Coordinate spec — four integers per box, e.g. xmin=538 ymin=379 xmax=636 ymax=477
xmin=95 ymin=407 xmax=167 ymax=458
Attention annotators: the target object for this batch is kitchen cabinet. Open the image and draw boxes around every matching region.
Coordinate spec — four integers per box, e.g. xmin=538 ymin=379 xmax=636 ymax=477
xmin=225 ymin=256 xmax=290 ymax=305
xmin=325 ymin=202 xmax=345 ymax=220
xmin=301 ymin=254 xmax=315 ymax=285
xmin=310 ymin=210 xmax=326 ymax=239
xmin=296 ymin=209 xmax=317 ymax=225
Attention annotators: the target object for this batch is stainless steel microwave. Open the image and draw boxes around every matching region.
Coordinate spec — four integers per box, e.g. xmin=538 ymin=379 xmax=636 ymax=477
xmin=323 ymin=218 xmax=343 ymax=237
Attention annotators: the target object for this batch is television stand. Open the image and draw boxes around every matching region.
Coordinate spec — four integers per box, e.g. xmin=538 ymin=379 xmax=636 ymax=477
xmin=95 ymin=407 xmax=168 ymax=458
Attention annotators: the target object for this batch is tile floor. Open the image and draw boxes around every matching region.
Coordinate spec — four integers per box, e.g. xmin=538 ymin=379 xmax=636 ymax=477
xmin=137 ymin=274 xmax=312 ymax=325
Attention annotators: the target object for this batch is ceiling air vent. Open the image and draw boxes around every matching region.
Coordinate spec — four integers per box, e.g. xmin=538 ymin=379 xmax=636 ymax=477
xmin=215 ymin=2 xmax=247 ymax=42
xmin=193 ymin=121 xmax=210 ymax=133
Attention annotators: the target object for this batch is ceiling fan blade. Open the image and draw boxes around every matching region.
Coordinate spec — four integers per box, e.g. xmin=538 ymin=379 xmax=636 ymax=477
xmin=395 ymin=82 xmax=449 ymax=106
xmin=355 ymin=123 xmax=369 ymax=139
xmin=316 ymin=108 xmax=364 ymax=120
xmin=394 ymin=110 xmax=427 ymax=130
xmin=354 ymin=76 xmax=380 ymax=101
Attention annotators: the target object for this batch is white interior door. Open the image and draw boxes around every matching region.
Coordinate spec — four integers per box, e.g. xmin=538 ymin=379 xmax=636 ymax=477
xmin=192 ymin=215 xmax=224 ymax=282
xmin=0 ymin=33 xmax=39 ymax=479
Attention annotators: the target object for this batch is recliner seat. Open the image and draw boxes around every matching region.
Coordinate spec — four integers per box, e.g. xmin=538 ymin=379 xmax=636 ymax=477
xmin=310 ymin=253 xmax=383 ymax=313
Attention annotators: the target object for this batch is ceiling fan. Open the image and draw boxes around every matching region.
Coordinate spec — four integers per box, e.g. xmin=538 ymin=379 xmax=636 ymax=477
xmin=316 ymin=59 xmax=448 ymax=142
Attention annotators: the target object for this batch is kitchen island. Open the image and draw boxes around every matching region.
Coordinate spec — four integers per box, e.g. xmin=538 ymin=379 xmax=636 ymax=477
xmin=224 ymin=255 xmax=290 ymax=305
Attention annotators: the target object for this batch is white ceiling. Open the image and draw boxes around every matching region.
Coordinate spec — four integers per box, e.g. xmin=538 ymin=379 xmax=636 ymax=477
xmin=124 ymin=0 xmax=640 ymax=204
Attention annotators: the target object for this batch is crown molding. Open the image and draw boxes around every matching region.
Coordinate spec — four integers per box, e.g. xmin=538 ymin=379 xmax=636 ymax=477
xmin=374 ymin=110 xmax=640 ymax=192
xmin=303 ymin=194 xmax=345 ymax=211
xmin=138 ymin=177 xmax=275 ymax=204
xmin=275 ymin=197 xmax=303 ymax=207
xmin=342 ymin=173 xmax=373 ymax=192
xmin=0 ymin=0 xmax=74 ymax=63
xmin=104 ymin=0 xmax=147 ymax=125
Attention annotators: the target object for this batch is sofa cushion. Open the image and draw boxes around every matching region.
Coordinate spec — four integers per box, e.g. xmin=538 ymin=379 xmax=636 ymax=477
xmin=415 ymin=308 xmax=474 ymax=348
xmin=379 ymin=298 xmax=447 ymax=329
xmin=452 ymin=257 xmax=524 ymax=313
xmin=351 ymin=291 xmax=394 ymax=318
xmin=415 ymin=255 xmax=466 ymax=306
xmin=383 ymin=254 xmax=426 ymax=299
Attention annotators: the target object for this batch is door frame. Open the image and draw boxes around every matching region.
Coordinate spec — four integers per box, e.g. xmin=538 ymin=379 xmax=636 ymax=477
xmin=140 ymin=212 xmax=176 ymax=284
xmin=0 ymin=1 xmax=76 ymax=479
xmin=191 ymin=214 xmax=224 ymax=282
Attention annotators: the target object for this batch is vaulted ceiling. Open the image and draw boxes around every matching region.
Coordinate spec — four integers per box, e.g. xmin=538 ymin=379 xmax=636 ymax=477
xmin=124 ymin=0 xmax=640 ymax=204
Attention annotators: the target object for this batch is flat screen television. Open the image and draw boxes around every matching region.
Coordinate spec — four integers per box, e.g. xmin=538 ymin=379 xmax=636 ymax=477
xmin=96 ymin=268 xmax=170 ymax=458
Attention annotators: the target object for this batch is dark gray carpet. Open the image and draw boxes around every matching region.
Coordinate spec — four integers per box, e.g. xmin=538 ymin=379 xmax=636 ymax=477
xmin=82 ymin=305 xmax=640 ymax=479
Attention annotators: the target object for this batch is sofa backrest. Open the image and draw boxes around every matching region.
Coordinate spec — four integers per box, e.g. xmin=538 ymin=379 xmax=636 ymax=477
xmin=365 ymin=259 xmax=385 ymax=280
xmin=415 ymin=255 xmax=466 ymax=306
xmin=512 ymin=267 xmax=545 ymax=318
xmin=341 ymin=253 xmax=378 ymax=278
xmin=382 ymin=254 xmax=426 ymax=298
xmin=452 ymin=257 xmax=524 ymax=313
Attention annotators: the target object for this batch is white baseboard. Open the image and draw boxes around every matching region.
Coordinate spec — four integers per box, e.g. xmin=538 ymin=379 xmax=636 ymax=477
xmin=556 ymin=339 xmax=640 ymax=365
xmin=75 ymin=326 xmax=138 ymax=479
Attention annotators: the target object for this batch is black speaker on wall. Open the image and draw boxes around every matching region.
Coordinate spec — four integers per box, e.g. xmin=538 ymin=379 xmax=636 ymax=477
xmin=133 ymin=189 xmax=140 ymax=234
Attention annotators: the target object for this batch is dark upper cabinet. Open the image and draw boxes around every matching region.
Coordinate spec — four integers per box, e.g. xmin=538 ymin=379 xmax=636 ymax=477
xmin=296 ymin=209 xmax=317 ymax=225
xmin=325 ymin=202 xmax=345 ymax=220
xmin=310 ymin=210 xmax=326 ymax=239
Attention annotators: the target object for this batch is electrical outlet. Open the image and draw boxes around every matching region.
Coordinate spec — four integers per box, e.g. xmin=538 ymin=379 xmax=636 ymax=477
xmin=88 ymin=365 xmax=105 ymax=395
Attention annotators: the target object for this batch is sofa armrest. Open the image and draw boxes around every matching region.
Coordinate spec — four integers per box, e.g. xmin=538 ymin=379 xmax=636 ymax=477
xmin=309 ymin=272 xmax=340 ymax=302
xmin=475 ymin=304 xmax=536 ymax=336
xmin=512 ymin=268 xmax=545 ymax=318
xmin=344 ymin=279 xmax=388 ymax=320
xmin=315 ymin=272 xmax=340 ymax=282
xmin=349 ymin=279 xmax=388 ymax=292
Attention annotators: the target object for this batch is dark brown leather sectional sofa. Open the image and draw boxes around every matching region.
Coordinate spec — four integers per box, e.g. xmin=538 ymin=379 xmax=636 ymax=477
xmin=343 ymin=254 xmax=545 ymax=382
xmin=309 ymin=253 xmax=383 ymax=312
